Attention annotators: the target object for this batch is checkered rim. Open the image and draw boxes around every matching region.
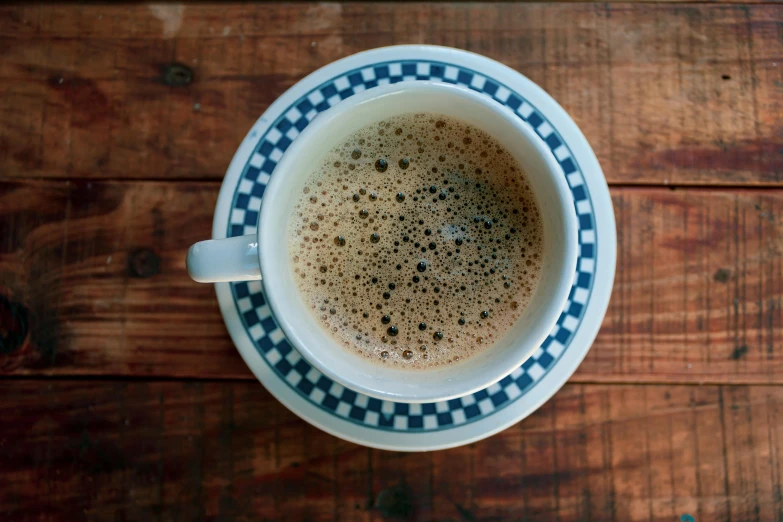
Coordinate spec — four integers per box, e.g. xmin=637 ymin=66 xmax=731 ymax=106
xmin=227 ymin=60 xmax=596 ymax=432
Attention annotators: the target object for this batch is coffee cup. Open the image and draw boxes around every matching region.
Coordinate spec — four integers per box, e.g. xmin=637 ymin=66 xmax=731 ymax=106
xmin=187 ymin=82 xmax=577 ymax=403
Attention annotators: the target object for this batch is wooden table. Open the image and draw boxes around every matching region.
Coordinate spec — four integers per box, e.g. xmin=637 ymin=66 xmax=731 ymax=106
xmin=1 ymin=3 xmax=782 ymax=520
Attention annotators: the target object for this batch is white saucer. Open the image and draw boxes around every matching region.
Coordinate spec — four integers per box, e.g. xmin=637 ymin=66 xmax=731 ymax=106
xmin=212 ymin=46 xmax=616 ymax=451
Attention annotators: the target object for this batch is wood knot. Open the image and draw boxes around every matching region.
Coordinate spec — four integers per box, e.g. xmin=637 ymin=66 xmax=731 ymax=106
xmin=128 ymin=248 xmax=161 ymax=278
xmin=161 ymin=63 xmax=193 ymax=86
xmin=0 ymin=294 xmax=29 ymax=354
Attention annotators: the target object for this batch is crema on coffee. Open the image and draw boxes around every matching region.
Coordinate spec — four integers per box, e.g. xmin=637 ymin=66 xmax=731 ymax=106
xmin=287 ymin=113 xmax=543 ymax=369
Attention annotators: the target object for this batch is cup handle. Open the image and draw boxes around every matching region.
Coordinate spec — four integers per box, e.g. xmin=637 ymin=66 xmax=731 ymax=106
xmin=186 ymin=234 xmax=261 ymax=283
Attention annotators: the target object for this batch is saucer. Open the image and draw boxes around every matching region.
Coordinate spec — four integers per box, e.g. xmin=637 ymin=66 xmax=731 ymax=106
xmin=212 ymin=45 xmax=616 ymax=451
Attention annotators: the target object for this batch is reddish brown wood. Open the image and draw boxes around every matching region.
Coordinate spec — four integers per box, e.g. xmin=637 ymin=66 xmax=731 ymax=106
xmin=1 ymin=4 xmax=781 ymax=184
xmin=2 ymin=380 xmax=782 ymax=521
xmin=2 ymin=180 xmax=781 ymax=383
xmin=587 ymin=187 xmax=783 ymax=384
xmin=1 ymin=4 xmax=782 ymax=520
xmin=0 ymin=180 xmax=250 ymax=379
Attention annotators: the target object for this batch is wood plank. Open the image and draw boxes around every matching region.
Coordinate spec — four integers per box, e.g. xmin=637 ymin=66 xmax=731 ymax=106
xmin=593 ymin=186 xmax=783 ymax=384
xmin=2 ymin=180 xmax=783 ymax=383
xmin=0 ymin=179 xmax=250 ymax=378
xmin=2 ymin=380 xmax=782 ymax=521
xmin=1 ymin=4 xmax=781 ymax=185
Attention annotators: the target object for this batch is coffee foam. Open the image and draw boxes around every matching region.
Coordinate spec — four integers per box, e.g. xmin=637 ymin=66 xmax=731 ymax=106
xmin=287 ymin=113 xmax=543 ymax=370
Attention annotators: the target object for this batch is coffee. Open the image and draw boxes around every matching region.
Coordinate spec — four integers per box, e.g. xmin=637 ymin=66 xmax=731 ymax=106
xmin=287 ymin=113 xmax=543 ymax=369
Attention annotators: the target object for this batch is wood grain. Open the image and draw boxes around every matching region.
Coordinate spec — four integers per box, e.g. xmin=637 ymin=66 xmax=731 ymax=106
xmin=597 ymin=187 xmax=783 ymax=384
xmin=1 ymin=4 xmax=781 ymax=185
xmin=0 ymin=179 xmax=249 ymax=378
xmin=1 ymin=179 xmax=781 ymax=383
xmin=1 ymin=4 xmax=782 ymax=520
xmin=2 ymin=380 xmax=782 ymax=521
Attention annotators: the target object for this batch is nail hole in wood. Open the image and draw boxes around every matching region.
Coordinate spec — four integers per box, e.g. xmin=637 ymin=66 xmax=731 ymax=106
xmin=162 ymin=63 xmax=193 ymax=87
xmin=129 ymin=248 xmax=161 ymax=278
xmin=731 ymin=345 xmax=748 ymax=360
xmin=713 ymin=268 xmax=731 ymax=283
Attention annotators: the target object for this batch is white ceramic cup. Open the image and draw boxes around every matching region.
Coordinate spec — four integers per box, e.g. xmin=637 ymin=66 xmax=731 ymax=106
xmin=187 ymin=82 xmax=578 ymax=403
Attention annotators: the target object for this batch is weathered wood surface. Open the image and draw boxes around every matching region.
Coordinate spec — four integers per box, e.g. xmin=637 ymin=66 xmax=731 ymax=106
xmin=1 ymin=180 xmax=781 ymax=383
xmin=2 ymin=3 xmax=783 ymax=520
xmin=1 ymin=3 xmax=781 ymax=185
xmin=2 ymin=380 xmax=782 ymax=522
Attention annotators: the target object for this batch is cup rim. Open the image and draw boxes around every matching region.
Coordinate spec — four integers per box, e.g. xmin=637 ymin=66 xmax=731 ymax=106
xmin=257 ymin=81 xmax=578 ymax=403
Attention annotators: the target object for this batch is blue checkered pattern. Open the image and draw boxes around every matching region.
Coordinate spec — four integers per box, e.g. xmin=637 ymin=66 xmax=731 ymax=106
xmin=228 ymin=60 xmax=596 ymax=432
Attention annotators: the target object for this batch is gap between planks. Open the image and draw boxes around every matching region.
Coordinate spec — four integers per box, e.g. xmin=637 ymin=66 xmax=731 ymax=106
xmin=2 ymin=374 xmax=783 ymax=388
xmin=4 ymin=176 xmax=783 ymax=192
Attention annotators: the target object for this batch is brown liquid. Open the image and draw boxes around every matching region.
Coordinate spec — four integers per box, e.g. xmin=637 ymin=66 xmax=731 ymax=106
xmin=287 ymin=114 xmax=543 ymax=369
